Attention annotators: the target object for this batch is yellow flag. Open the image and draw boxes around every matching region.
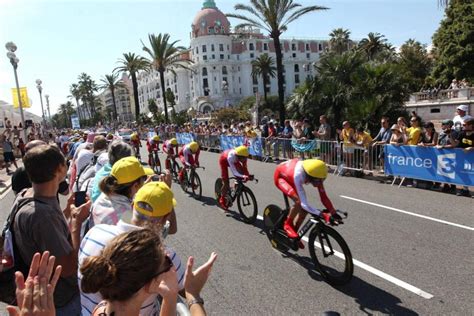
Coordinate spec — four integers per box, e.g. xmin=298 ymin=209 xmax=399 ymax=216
xmin=11 ymin=87 xmax=31 ymax=108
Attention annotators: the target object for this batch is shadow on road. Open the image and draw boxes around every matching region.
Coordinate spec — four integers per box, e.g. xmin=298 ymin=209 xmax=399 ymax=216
xmin=199 ymin=195 xmax=218 ymax=207
xmin=281 ymin=252 xmax=418 ymax=315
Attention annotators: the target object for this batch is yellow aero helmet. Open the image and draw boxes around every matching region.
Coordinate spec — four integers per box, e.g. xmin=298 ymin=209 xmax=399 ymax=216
xmin=189 ymin=141 xmax=199 ymax=153
xmin=131 ymin=133 xmax=138 ymax=140
xmin=302 ymin=159 xmax=328 ymax=179
xmin=153 ymin=135 xmax=160 ymax=142
xmin=235 ymin=145 xmax=249 ymax=157
xmin=170 ymin=138 xmax=178 ymax=146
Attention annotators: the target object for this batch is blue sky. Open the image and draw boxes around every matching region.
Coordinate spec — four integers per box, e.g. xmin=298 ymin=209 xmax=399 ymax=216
xmin=0 ymin=0 xmax=445 ymax=116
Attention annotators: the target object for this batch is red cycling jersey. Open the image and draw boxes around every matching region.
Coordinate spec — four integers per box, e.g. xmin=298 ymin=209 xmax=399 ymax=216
xmin=178 ymin=145 xmax=200 ymax=167
xmin=219 ymin=149 xmax=249 ymax=181
xmin=146 ymin=140 xmax=159 ymax=152
xmin=162 ymin=140 xmax=175 ymax=156
xmin=274 ymin=158 xmax=335 ymax=215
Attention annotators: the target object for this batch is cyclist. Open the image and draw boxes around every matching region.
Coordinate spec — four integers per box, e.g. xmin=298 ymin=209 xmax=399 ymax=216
xmin=274 ymin=158 xmax=342 ymax=245
xmin=146 ymin=134 xmax=161 ymax=168
xmin=218 ymin=145 xmax=254 ymax=210
xmin=130 ymin=132 xmax=141 ymax=159
xmin=162 ymin=137 xmax=179 ymax=169
xmin=178 ymin=141 xmax=200 ymax=182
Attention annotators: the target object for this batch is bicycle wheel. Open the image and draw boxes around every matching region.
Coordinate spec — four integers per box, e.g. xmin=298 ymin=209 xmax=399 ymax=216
xmin=237 ymin=186 xmax=258 ymax=224
xmin=191 ymin=172 xmax=202 ymax=200
xmin=180 ymin=170 xmax=188 ymax=192
xmin=214 ymin=178 xmax=223 ymax=200
xmin=308 ymin=225 xmax=353 ymax=286
xmin=172 ymin=162 xmax=180 ymax=182
xmin=263 ymin=205 xmax=289 ymax=252
xmin=154 ymin=153 xmax=162 ymax=174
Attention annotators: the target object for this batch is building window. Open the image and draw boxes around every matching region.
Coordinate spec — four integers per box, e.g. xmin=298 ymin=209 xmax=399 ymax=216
xmin=291 ymin=43 xmax=296 ymax=51
xmin=214 ymin=76 xmax=217 ymax=81
xmin=430 ymin=108 xmax=441 ymax=113
xmin=219 ymin=44 xmax=224 ymax=51
xmin=208 ymin=27 xmax=215 ymax=34
xmin=237 ymin=55 xmax=240 ymax=60
xmin=227 ymin=44 xmax=230 ymax=50
xmin=305 ymin=43 xmax=310 ymax=51
xmin=253 ymin=87 xmax=258 ymax=93
xmin=250 ymin=53 xmax=254 ymax=58
xmin=203 ymin=78 xmax=209 ymax=96
xmin=196 ymin=47 xmax=199 ymax=54
xmin=295 ymin=74 xmax=300 ymax=84
xmin=212 ymin=54 xmax=215 ymax=59
xmin=264 ymin=43 xmax=268 ymax=50
xmin=222 ymin=66 xmax=228 ymax=75
xmin=202 ymin=45 xmax=207 ymax=53
xmin=202 ymin=67 xmax=207 ymax=76
xmin=306 ymin=53 xmax=310 ymax=59
xmin=318 ymin=43 xmax=323 ymax=51
xmin=292 ymin=53 xmax=296 ymax=58
xmin=252 ymin=76 xmax=258 ymax=85
xmin=203 ymin=55 xmax=207 ymax=61
xmin=238 ymin=66 xmax=240 ymax=71
xmin=228 ymin=55 xmax=230 ymax=59
xmin=238 ymin=77 xmax=241 ymax=83
xmin=211 ymin=44 xmax=215 ymax=51
xmin=294 ymin=64 xmax=299 ymax=72
xmin=249 ymin=43 xmax=255 ymax=50
xmin=220 ymin=54 xmax=224 ymax=60
xmin=239 ymin=88 xmax=242 ymax=94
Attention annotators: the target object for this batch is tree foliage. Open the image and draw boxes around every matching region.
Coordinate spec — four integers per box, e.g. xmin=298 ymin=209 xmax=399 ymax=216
xmin=398 ymin=39 xmax=433 ymax=92
xmin=431 ymin=0 xmax=474 ymax=85
xmin=213 ymin=107 xmax=251 ymax=125
xmin=251 ymin=53 xmax=276 ymax=102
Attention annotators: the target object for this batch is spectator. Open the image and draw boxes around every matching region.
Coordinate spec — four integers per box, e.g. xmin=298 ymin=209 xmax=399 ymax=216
xmin=355 ymin=127 xmax=373 ymax=170
xmin=371 ymin=117 xmax=392 ymax=170
xmin=58 ymin=131 xmax=69 ymax=153
xmin=73 ymin=136 xmax=108 ymax=192
xmin=17 ymin=138 xmax=25 ymax=157
xmin=419 ymin=122 xmax=438 ymax=146
xmin=281 ymin=120 xmax=294 ymax=159
xmin=12 ymin=144 xmax=90 ymax=315
xmin=453 ymin=104 xmax=472 ymax=130
xmin=448 ymin=79 xmax=459 ymax=90
xmin=265 ymin=121 xmax=277 ymax=159
xmin=0 ymin=135 xmax=18 ymax=174
xmin=406 ymin=116 xmax=422 ymax=145
xmin=336 ymin=121 xmax=356 ymax=170
xmin=449 ymin=117 xmax=474 ymax=197
xmin=314 ymin=115 xmax=332 ymax=163
xmin=397 ymin=117 xmax=408 ymax=130
xmin=89 ymin=140 xmax=133 ymax=202
xmin=79 ymin=181 xmax=182 ymax=316
xmin=390 ymin=124 xmax=407 ymax=145
xmin=91 ymin=156 xmax=154 ymax=226
xmin=436 ymin=119 xmax=457 ymax=193
xmin=12 ymin=126 xmax=20 ymax=140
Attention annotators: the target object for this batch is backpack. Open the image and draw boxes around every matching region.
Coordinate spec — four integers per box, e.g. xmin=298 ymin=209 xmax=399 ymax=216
xmin=0 ymin=197 xmax=39 ymax=305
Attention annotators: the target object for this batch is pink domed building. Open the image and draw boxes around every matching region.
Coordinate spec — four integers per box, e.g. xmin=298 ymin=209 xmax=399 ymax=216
xmin=137 ymin=0 xmax=329 ymax=117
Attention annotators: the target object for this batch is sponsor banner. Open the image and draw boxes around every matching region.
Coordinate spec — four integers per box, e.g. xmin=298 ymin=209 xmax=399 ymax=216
xmin=11 ymin=87 xmax=31 ymax=108
xmin=175 ymin=133 xmax=195 ymax=144
xmin=71 ymin=115 xmax=80 ymax=129
xmin=384 ymin=145 xmax=474 ymax=186
xmin=219 ymin=135 xmax=263 ymax=157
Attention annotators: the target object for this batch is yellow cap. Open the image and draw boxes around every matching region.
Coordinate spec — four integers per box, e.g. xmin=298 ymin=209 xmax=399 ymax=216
xmin=302 ymin=159 xmax=328 ymax=179
xmin=170 ymin=138 xmax=178 ymax=146
xmin=111 ymin=156 xmax=154 ymax=184
xmin=235 ymin=145 xmax=249 ymax=157
xmin=134 ymin=182 xmax=176 ymax=218
xmin=153 ymin=135 xmax=160 ymax=142
xmin=189 ymin=141 xmax=199 ymax=153
xmin=131 ymin=133 xmax=138 ymax=140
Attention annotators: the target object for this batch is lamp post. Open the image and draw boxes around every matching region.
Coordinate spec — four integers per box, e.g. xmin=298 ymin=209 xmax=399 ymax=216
xmin=44 ymin=94 xmax=51 ymax=119
xmin=36 ymin=79 xmax=46 ymax=133
xmin=5 ymin=42 xmax=27 ymax=141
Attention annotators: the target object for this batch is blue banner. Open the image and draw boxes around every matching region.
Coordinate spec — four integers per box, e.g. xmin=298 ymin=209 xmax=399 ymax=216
xmin=175 ymin=133 xmax=195 ymax=144
xmin=291 ymin=139 xmax=317 ymax=152
xmin=219 ymin=136 xmax=263 ymax=157
xmin=384 ymin=145 xmax=474 ymax=186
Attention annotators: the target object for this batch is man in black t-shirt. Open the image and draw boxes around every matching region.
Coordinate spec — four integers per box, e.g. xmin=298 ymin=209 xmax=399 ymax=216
xmin=450 ymin=118 xmax=474 ymax=197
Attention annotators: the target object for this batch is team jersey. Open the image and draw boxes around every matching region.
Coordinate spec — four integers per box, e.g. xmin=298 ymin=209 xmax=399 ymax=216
xmin=274 ymin=159 xmax=335 ymax=215
xmin=162 ymin=140 xmax=176 ymax=155
xmin=178 ymin=144 xmax=200 ymax=167
xmin=219 ymin=149 xmax=249 ymax=178
xmin=146 ymin=139 xmax=159 ymax=152
xmin=130 ymin=138 xmax=141 ymax=148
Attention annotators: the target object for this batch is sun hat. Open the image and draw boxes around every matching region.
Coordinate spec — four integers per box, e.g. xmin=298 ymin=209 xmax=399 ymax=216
xmin=111 ymin=156 xmax=154 ymax=185
xmin=390 ymin=124 xmax=399 ymax=131
xmin=441 ymin=119 xmax=454 ymax=126
xmin=457 ymin=104 xmax=468 ymax=112
xmin=133 ymin=182 xmax=176 ymax=218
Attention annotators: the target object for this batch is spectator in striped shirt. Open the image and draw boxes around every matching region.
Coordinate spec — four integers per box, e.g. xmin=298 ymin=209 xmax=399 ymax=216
xmin=78 ymin=180 xmax=185 ymax=316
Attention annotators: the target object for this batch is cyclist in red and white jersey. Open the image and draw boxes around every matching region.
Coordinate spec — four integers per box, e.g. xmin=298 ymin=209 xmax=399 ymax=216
xmin=218 ymin=146 xmax=254 ymax=210
xmin=146 ymin=135 xmax=160 ymax=167
xmin=162 ymin=137 xmax=179 ymax=169
xmin=178 ymin=141 xmax=200 ymax=181
xmin=274 ymin=159 xmax=342 ymax=245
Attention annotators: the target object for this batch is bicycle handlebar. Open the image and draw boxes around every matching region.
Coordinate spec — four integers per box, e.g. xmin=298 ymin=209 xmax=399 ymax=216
xmin=228 ymin=176 xmax=258 ymax=183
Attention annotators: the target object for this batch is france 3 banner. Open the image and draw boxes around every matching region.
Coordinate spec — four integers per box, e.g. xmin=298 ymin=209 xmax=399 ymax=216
xmin=384 ymin=145 xmax=474 ymax=186
xmin=219 ymin=136 xmax=263 ymax=157
xmin=175 ymin=133 xmax=195 ymax=144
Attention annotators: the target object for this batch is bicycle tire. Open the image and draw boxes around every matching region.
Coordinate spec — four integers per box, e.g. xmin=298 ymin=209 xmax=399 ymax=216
xmin=214 ymin=178 xmax=223 ymax=200
xmin=237 ymin=186 xmax=258 ymax=224
xmin=262 ymin=204 xmax=289 ymax=252
xmin=172 ymin=162 xmax=180 ymax=182
xmin=180 ymin=170 xmax=188 ymax=192
xmin=154 ymin=153 xmax=161 ymax=174
xmin=308 ymin=225 xmax=353 ymax=286
xmin=191 ymin=172 xmax=202 ymax=200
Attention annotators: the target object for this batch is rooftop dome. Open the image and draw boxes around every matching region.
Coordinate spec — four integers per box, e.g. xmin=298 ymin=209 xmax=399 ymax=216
xmin=191 ymin=0 xmax=230 ymax=38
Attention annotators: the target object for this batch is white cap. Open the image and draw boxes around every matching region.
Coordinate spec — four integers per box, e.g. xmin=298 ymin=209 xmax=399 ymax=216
xmin=457 ymin=104 xmax=468 ymax=112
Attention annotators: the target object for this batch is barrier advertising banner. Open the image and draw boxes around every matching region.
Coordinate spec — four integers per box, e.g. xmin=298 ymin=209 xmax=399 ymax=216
xmin=384 ymin=145 xmax=474 ymax=186
xmin=175 ymin=133 xmax=195 ymax=145
xmin=219 ymin=136 xmax=263 ymax=157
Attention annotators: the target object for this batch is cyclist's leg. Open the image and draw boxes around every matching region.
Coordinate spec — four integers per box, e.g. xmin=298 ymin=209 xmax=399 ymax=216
xmin=165 ymin=154 xmax=171 ymax=170
xmin=294 ymin=207 xmax=307 ymax=231
xmin=275 ymin=177 xmax=300 ymax=238
xmin=148 ymin=152 xmax=153 ymax=166
xmin=178 ymin=156 xmax=186 ymax=181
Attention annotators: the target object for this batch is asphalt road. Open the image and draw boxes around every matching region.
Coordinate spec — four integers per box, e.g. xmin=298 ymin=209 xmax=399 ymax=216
xmin=1 ymin=146 xmax=473 ymax=315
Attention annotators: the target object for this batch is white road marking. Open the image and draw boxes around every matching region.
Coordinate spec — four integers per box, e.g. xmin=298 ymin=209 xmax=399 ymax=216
xmin=256 ymin=214 xmax=434 ymax=299
xmin=0 ymin=185 xmax=12 ymax=200
xmin=340 ymin=195 xmax=474 ymax=231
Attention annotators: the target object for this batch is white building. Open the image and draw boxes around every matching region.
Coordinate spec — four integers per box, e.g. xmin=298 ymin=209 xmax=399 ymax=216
xmin=99 ymin=74 xmax=134 ymax=122
xmin=137 ymin=0 xmax=329 ymax=115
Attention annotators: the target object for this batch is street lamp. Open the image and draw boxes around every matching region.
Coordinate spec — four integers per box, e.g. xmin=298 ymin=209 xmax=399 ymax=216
xmin=44 ymin=94 xmax=51 ymax=119
xmin=36 ymin=79 xmax=46 ymax=132
xmin=5 ymin=41 xmax=27 ymax=141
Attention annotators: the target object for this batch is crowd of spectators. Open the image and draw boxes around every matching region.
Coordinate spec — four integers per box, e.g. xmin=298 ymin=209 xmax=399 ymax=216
xmin=420 ymin=78 xmax=471 ymax=100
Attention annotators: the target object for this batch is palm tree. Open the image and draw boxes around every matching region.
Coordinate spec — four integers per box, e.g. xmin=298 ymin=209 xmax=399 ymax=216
xmin=358 ymin=32 xmax=388 ymax=61
xmin=58 ymin=101 xmax=75 ymax=127
xmin=329 ymin=28 xmax=351 ymax=54
xmin=251 ymin=53 xmax=276 ymax=103
xmin=114 ymin=53 xmax=149 ymax=120
xmin=68 ymin=83 xmax=82 ymax=120
xmin=142 ymin=33 xmax=192 ymax=123
xmin=227 ymin=0 xmax=328 ymax=122
xmin=77 ymin=73 xmax=98 ymax=118
xmin=99 ymin=73 xmax=124 ymax=121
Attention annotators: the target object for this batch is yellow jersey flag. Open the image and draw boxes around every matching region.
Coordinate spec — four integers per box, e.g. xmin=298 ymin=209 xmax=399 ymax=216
xmin=11 ymin=87 xmax=31 ymax=108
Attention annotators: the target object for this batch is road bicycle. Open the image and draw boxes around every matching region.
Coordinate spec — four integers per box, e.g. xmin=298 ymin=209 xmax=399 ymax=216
xmin=214 ymin=176 xmax=259 ymax=224
xmin=179 ymin=166 xmax=205 ymax=200
xmin=149 ymin=149 xmax=162 ymax=174
xmin=165 ymin=155 xmax=181 ymax=182
xmin=263 ymin=195 xmax=353 ymax=285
